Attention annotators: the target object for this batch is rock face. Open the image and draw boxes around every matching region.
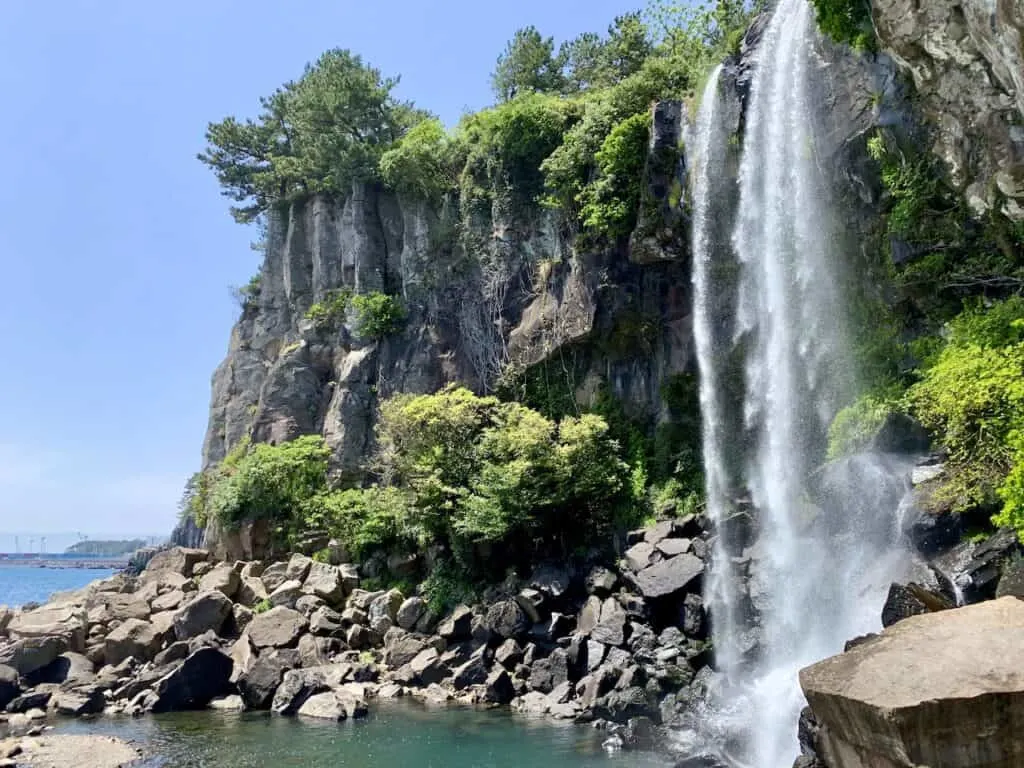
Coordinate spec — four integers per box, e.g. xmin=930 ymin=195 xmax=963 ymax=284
xmin=800 ymin=597 xmax=1024 ymax=768
xmin=196 ymin=99 xmax=697 ymax=558
xmin=873 ymin=0 xmax=1024 ymax=221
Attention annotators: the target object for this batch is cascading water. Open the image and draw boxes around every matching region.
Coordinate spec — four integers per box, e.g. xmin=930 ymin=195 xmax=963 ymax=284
xmin=688 ymin=0 xmax=915 ymax=765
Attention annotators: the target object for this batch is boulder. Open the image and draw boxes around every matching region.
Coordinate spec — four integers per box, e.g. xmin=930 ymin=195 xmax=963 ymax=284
xmin=644 ymin=520 xmax=675 ymax=545
xmin=237 ymin=576 xmax=268 ymax=607
xmin=310 ymin=606 xmax=344 ymax=635
xmin=515 ymin=589 xmax=545 ymax=624
xmin=339 ymin=564 xmax=360 ymax=592
xmin=632 ymin=554 xmax=704 ymax=599
xmin=172 ymin=591 xmax=232 ymax=641
xmin=801 ymin=597 xmax=1024 ymax=768
xmin=881 ymin=582 xmax=954 ymax=627
xmin=233 ymin=604 xmax=254 ymax=634
xmin=298 ymin=634 xmax=338 ymax=668
xmin=88 ymin=593 xmax=151 ymax=623
xmin=0 ymin=636 xmax=67 ymax=676
xmin=54 ymin=687 xmax=105 ymax=716
xmin=529 ymin=564 xmax=573 ymax=598
xmin=246 ymin=606 xmax=308 ymax=649
xmin=6 ymin=690 xmax=51 ymax=713
xmin=452 ymin=648 xmax=490 ymax=690
xmin=297 ymin=687 xmax=367 ymax=720
xmin=260 ymin=562 xmax=289 ymax=592
xmin=151 ymin=590 xmax=186 ymax=613
xmin=383 ymin=634 xmax=426 ymax=669
xmin=996 ymin=556 xmax=1024 ymax=599
xmin=585 ymin=566 xmax=618 ymax=596
xmin=437 ymin=605 xmax=473 ymax=640
xmin=409 ymin=648 xmax=447 ymax=685
xmin=624 ymin=541 xmax=658 ymax=572
xmin=198 ymin=564 xmax=241 ymax=599
xmin=268 ymin=580 xmax=304 ymax=609
xmin=237 ymin=655 xmax=288 ymax=709
xmin=657 ymin=538 xmax=692 ymax=557
xmin=495 ymin=639 xmax=523 ymax=669
xmin=145 ymin=547 xmax=209 ymax=577
xmin=395 ymin=597 xmax=426 ymax=630
xmin=285 ymin=554 xmax=314 ymax=583
xmin=486 ymin=600 xmax=529 ymax=639
xmin=228 ymin=636 xmax=256 ymax=683
xmin=369 ymin=590 xmax=404 ymax=625
xmin=591 ymin=598 xmax=629 ymax=647
xmin=483 ymin=668 xmax=515 ymax=704
xmin=681 ymin=594 xmax=707 ymax=639
xmin=294 ymin=594 xmax=325 ymax=617
xmin=271 ymin=668 xmax=330 ymax=714
xmin=302 ymin=562 xmax=345 ymax=605
xmin=0 ymin=665 xmax=19 ymax=710
xmin=208 ymin=694 xmax=245 ymax=711
xmin=7 ymin=604 xmax=87 ymax=651
xmin=152 ymin=647 xmax=233 ymax=712
xmin=104 ymin=618 xmax=160 ymax=665
xmin=578 ymin=596 xmax=602 ymax=636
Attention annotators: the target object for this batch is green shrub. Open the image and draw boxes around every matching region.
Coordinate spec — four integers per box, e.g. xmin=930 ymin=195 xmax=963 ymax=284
xmin=379 ymin=118 xmax=458 ymax=201
xmin=808 ymin=0 xmax=875 ymax=49
xmin=350 ymin=292 xmax=406 ymax=339
xmin=905 ymin=298 xmax=1024 ymax=518
xmin=253 ymin=598 xmax=272 ymax=614
xmin=828 ymin=386 xmax=905 ymax=459
xmin=578 ymin=112 xmax=650 ymax=239
xmin=421 ymin=560 xmax=478 ymax=615
xmin=305 ymin=288 xmax=352 ymax=329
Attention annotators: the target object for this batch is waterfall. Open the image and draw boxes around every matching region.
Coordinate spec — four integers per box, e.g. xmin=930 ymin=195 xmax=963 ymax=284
xmin=688 ymin=0 xmax=914 ymax=765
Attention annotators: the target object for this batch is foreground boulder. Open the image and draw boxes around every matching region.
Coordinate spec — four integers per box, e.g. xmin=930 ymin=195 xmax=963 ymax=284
xmin=172 ymin=590 xmax=233 ymax=640
xmin=0 ymin=635 xmax=67 ymax=676
xmin=800 ymin=597 xmax=1024 ymax=768
xmin=152 ymin=647 xmax=233 ymax=712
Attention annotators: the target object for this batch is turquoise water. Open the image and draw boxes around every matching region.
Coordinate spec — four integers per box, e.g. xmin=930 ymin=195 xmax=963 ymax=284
xmin=57 ymin=704 xmax=672 ymax=767
xmin=0 ymin=565 xmax=115 ymax=607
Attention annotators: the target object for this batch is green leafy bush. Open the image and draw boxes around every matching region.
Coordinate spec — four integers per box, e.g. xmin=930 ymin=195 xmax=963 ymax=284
xmin=253 ymin=598 xmax=272 ymax=614
xmin=305 ymin=288 xmax=352 ymax=329
xmin=578 ymin=112 xmax=650 ymax=238
xmin=350 ymin=292 xmax=406 ymax=339
xmin=379 ymin=118 xmax=458 ymax=202
xmin=827 ymin=386 xmax=904 ymax=459
xmin=808 ymin=0 xmax=875 ymax=49
xmin=905 ymin=298 xmax=1024 ymax=520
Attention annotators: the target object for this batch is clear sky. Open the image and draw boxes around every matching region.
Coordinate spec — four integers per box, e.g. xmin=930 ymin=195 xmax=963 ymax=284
xmin=0 ymin=0 xmax=643 ymax=547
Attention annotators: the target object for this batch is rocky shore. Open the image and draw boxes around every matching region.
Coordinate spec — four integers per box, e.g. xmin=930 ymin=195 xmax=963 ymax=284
xmin=0 ymin=515 xmax=709 ymax=756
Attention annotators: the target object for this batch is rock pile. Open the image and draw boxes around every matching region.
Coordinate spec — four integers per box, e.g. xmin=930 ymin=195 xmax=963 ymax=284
xmin=0 ymin=515 xmax=711 ymax=739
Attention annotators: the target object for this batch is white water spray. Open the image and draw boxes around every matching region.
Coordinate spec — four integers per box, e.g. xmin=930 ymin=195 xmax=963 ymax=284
xmin=689 ymin=0 xmax=914 ymax=765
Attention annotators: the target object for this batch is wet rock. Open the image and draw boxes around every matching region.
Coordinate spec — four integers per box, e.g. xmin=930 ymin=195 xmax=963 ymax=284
xmin=545 ymin=612 xmax=574 ymax=641
xmin=237 ymin=655 xmax=288 ymax=709
xmin=172 ymin=591 xmax=232 ymax=641
xmin=6 ymin=690 xmax=52 ymax=713
xmin=681 ymin=594 xmax=707 ymax=639
xmin=996 ymin=556 xmax=1024 ymax=599
xmin=209 ymin=694 xmax=244 ymax=711
xmin=152 ymin=647 xmax=233 ymax=712
xmin=246 ymin=606 xmax=307 ymax=649
xmin=483 ymin=668 xmax=515 ymax=704
xmin=881 ymin=582 xmax=953 ymax=627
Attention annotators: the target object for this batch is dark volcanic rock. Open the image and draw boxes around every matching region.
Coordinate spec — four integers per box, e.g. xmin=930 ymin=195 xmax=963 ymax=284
xmin=632 ymin=555 xmax=704 ymax=599
xmin=486 ymin=600 xmax=529 ymax=639
xmin=152 ymin=647 xmax=233 ymax=712
xmin=237 ymin=655 xmax=289 ymax=709
xmin=881 ymin=582 xmax=953 ymax=628
xmin=0 ymin=665 xmax=20 ymax=710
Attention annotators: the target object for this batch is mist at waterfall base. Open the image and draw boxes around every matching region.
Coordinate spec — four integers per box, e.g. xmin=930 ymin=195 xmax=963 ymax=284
xmin=683 ymin=0 xmax=916 ymax=765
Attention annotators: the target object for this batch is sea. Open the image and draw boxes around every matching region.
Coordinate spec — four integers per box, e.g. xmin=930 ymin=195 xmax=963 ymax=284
xmin=0 ymin=564 xmax=116 ymax=608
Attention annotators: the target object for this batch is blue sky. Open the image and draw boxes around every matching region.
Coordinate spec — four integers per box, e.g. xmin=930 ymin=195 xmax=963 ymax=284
xmin=0 ymin=0 xmax=643 ymax=547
